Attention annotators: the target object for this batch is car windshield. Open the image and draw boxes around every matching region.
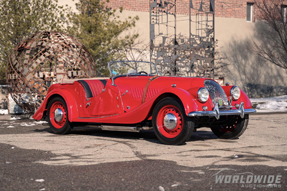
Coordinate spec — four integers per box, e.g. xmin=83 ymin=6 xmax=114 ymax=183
xmin=108 ymin=61 xmax=159 ymax=77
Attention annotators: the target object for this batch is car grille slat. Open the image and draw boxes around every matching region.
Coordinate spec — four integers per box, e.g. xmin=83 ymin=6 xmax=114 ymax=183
xmin=204 ymin=80 xmax=228 ymax=106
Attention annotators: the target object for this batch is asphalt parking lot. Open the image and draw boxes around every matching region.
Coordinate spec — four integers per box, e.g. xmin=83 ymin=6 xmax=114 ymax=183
xmin=0 ymin=114 xmax=286 ymax=191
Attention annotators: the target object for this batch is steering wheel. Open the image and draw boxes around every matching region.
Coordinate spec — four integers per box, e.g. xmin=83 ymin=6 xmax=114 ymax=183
xmin=138 ymin=71 xmax=148 ymax=75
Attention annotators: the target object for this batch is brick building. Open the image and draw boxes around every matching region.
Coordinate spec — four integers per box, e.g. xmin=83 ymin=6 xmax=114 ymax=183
xmin=106 ymin=0 xmax=250 ymax=18
xmin=106 ymin=0 xmax=287 ymax=21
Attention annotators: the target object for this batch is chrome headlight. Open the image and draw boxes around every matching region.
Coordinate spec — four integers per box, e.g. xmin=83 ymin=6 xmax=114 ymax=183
xmin=198 ymin=88 xmax=209 ymax=102
xmin=230 ymin=86 xmax=240 ymax=100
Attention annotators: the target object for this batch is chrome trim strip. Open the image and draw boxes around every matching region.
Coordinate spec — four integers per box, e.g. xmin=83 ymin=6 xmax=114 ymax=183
xmin=188 ymin=102 xmax=256 ymax=119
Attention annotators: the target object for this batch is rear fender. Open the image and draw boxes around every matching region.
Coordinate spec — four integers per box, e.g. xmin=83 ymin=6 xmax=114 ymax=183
xmin=33 ymin=89 xmax=79 ymax=122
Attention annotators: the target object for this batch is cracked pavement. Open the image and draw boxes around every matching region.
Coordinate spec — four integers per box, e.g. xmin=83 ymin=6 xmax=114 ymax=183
xmin=0 ymin=114 xmax=286 ymax=190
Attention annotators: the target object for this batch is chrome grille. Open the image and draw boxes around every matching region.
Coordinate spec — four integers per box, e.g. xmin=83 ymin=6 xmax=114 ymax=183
xmin=204 ymin=80 xmax=228 ymax=106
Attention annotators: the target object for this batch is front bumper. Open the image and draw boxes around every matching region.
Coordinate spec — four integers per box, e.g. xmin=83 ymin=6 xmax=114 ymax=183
xmin=188 ymin=102 xmax=256 ymax=120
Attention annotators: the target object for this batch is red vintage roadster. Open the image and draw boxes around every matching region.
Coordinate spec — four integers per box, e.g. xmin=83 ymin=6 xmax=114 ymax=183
xmin=33 ymin=61 xmax=256 ymax=145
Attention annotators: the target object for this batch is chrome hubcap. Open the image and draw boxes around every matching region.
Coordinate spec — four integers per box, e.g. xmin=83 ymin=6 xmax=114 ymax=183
xmin=54 ymin=108 xmax=63 ymax=122
xmin=163 ymin=113 xmax=177 ymax=130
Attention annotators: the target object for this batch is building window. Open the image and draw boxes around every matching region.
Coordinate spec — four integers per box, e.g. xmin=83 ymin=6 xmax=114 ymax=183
xmin=282 ymin=5 xmax=287 ymax=22
xmin=247 ymin=3 xmax=254 ymax=22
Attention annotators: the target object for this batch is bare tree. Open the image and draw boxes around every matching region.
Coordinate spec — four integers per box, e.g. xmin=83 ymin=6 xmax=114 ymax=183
xmin=253 ymin=0 xmax=287 ymax=70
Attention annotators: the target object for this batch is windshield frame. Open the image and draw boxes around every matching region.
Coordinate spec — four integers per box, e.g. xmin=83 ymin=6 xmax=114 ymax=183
xmin=108 ymin=61 xmax=159 ymax=86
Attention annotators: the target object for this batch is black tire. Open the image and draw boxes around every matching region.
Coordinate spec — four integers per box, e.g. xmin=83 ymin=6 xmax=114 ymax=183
xmin=47 ymin=97 xmax=72 ymax=134
xmin=152 ymin=97 xmax=194 ymax=145
xmin=211 ymin=115 xmax=249 ymax=139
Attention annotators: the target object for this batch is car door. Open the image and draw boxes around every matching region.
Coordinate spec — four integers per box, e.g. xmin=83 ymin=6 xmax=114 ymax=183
xmin=82 ymin=79 xmax=122 ymax=116
xmin=115 ymin=76 xmax=150 ymax=112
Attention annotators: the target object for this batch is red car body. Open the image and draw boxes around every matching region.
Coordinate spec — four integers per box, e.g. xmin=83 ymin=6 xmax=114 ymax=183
xmin=33 ymin=61 xmax=256 ymax=145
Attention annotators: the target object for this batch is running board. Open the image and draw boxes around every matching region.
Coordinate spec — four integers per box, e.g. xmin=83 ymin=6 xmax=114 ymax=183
xmin=101 ymin=126 xmax=153 ymax=132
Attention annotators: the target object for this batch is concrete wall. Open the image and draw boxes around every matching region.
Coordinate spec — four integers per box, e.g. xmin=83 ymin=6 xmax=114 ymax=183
xmin=216 ymin=17 xmax=287 ymax=97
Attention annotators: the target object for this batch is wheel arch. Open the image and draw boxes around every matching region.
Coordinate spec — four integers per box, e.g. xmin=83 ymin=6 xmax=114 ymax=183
xmin=34 ymin=89 xmax=79 ymax=122
xmin=41 ymin=94 xmax=62 ymax=120
xmin=145 ymin=93 xmax=178 ymax=120
xmin=45 ymin=94 xmax=64 ymax=108
xmin=147 ymin=89 xmax=198 ymax=120
xmin=48 ymin=90 xmax=79 ymax=122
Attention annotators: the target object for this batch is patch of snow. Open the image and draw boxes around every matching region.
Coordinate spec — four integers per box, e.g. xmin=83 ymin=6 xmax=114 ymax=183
xmin=158 ymin=186 xmax=165 ymax=191
xmin=20 ymin=122 xmax=35 ymax=127
xmin=250 ymin=95 xmax=287 ymax=113
xmin=35 ymin=121 xmax=48 ymax=124
xmin=10 ymin=116 xmax=21 ymax=120
xmin=0 ymin=109 xmax=8 ymax=115
xmin=7 ymin=126 xmax=15 ymax=128
xmin=35 ymin=179 xmax=45 ymax=183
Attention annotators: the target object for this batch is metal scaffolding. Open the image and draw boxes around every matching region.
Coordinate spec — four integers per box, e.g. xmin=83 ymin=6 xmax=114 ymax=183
xmin=150 ymin=0 xmax=215 ymax=77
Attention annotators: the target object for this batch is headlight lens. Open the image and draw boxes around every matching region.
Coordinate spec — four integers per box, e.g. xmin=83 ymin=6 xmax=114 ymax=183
xmin=198 ymin=88 xmax=209 ymax=102
xmin=231 ymin=86 xmax=240 ymax=100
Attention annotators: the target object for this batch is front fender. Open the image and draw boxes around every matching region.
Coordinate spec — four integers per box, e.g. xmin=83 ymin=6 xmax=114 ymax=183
xmin=157 ymin=87 xmax=199 ymax=116
xmin=33 ymin=89 xmax=79 ymax=122
xmin=222 ymin=86 xmax=252 ymax=109
xmin=238 ymin=90 xmax=252 ymax=108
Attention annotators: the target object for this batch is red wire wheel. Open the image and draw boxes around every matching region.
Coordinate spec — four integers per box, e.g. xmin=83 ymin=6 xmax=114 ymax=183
xmin=211 ymin=115 xmax=249 ymax=139
xmin=47 ymin=97 xmax=71 ymax=134
xmin=156 ymin=105 xmax=183 ymax=138
xmin=152 ymin=97 xmax=194 ymax=145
